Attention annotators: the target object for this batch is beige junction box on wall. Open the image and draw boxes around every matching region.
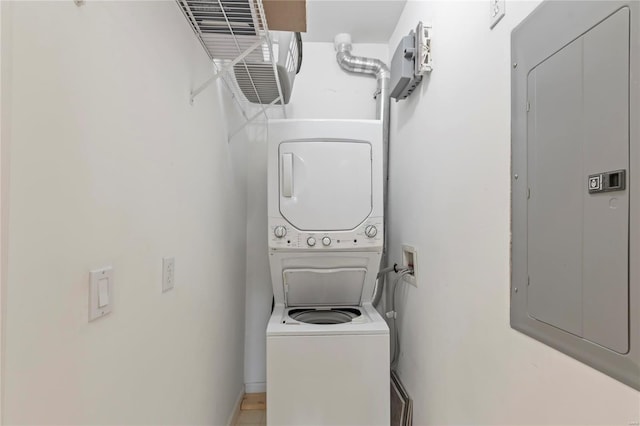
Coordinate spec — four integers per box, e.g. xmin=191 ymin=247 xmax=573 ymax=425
xmin=402 ymin=245 xmax=417 ymax=286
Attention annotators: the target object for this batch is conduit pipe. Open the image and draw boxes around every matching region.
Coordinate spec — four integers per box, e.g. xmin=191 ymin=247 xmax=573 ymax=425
xmin=334 ymin=33 xmax=390 ymax=307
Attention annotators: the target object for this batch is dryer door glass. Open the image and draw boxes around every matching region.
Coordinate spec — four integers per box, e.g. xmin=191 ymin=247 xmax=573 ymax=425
xmin=279 ymin=140 xmax=372 ymax=231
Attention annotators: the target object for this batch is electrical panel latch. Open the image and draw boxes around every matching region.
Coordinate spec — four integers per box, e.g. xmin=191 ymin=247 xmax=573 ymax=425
xmin=588 ymin=170 xmax=626 ymax=194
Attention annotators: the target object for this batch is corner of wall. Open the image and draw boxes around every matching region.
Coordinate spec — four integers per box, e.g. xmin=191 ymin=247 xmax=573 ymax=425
xmin=226 ymin=384 xmax=245 ymax=426
xmin=0 ymin=1 xmax=13 ymax=423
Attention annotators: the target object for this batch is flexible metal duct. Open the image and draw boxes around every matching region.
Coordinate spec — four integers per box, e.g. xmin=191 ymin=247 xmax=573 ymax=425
xmin=334 ymin=33 xmax=390 ymax=307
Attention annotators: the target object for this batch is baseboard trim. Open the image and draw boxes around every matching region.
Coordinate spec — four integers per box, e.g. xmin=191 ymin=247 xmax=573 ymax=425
xmin=227 ymin=385 xmax=245 ymax=426
xmin=245 ymin=382 xmax=266 ymax=393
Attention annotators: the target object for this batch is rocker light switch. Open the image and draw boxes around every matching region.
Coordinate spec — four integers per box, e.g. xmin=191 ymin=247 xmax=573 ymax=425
xmin=98 ymin=278 xmax=109 ymax=307
xmin=89 ymin=267 xmax=113 ymax=321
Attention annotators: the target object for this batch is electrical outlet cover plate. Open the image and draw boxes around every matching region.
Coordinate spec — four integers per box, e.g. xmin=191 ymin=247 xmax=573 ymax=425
xmin=162 ymin=257 xmax=175 ymax=293
xmin=490 ymin=0 xmax=506 ymax=29
xmin=402 ymin=245 xmax=417 ymax=287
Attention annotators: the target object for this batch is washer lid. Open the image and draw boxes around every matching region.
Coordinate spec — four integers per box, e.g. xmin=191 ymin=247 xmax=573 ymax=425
xmin=283 ymin=268 xmax=366 ymax=307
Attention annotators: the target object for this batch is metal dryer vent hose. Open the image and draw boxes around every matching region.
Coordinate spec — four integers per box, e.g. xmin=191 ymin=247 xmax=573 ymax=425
xmin=334 ymin=33 xmax=390 ymax=307
xmin=334 ymin=33 xmax=390 ymax=122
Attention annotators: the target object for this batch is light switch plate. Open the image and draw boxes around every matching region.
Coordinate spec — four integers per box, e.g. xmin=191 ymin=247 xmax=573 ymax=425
xmin=89 ymin=267 xmax=113 ymax=322
xmin=162 ymin=257 xmax=175 ymax=292
xmin=490 ymin=0 xmax=506 ymax=29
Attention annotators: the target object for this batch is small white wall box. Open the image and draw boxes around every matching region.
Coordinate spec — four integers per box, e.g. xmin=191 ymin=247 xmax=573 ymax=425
xmin=489 ymin=0 xmax=506 ymax=29
xmin=402 ymin=245 xmax=417 ymax=286
xmin=89 ymin=267 xmax=113 ymax=321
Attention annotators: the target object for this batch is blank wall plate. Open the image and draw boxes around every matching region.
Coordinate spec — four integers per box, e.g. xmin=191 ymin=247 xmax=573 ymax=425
xmin=490 ymin=0 xmax=506 ymax=29
xmin=162 ymin=257 xmax=175 ymax=292
xmin=401 ymin=245 xmax=417 ymax=287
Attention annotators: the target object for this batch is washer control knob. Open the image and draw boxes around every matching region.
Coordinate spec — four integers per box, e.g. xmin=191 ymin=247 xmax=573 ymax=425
xmin=307 ymin=237 xmax=316 ymax=247
xmin=322 ymin=236 xmax=332 ymax=246
xmin=274 ymin=226 xmax=287 ymax=238
xmin=365 ymin=225 xmax=378 ymax=238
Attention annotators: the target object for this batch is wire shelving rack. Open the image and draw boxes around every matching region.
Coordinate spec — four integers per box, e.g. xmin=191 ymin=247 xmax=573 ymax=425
xmin=178 ymin=0 xmax=289 ymax=137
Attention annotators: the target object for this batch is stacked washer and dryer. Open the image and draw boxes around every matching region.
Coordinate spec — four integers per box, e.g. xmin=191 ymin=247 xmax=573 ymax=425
xmin=266 ymin=119 xmax=390 ymax=425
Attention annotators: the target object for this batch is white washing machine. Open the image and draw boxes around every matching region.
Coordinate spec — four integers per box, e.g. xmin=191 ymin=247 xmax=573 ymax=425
xmin=266 ymin=119 xmax=390 ymax=426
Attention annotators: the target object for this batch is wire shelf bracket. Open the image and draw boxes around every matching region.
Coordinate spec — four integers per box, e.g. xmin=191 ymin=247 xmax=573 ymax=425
xmin=229 ymin=95 xmax=281 ymax=139
xmin=190 ymin=39 xmax=263 ymax=104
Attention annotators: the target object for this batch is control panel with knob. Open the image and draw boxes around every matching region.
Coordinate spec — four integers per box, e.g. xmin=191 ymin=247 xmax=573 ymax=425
xmin=365 ymin=225 xmax=378 ymax=238
xmin=268 ymin=218 xmax=382 ymax=249
xmin=274 ymin=226 xmax=287 ymax=238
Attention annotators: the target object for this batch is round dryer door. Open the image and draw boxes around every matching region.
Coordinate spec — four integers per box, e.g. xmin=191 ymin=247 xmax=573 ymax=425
xmin=278 ymin=140 xmax=372 ymax=231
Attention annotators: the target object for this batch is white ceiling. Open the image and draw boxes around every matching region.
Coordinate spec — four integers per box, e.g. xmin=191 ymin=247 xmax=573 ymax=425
xmin=302 ymin=0 xmax=407 ymax=43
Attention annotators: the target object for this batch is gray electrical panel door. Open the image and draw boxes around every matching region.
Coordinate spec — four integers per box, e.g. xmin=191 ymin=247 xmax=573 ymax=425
xmin=527 ymin=8 xmax=629 ymax=353
xmin=512 ymin=1 xmax=639 ymax=390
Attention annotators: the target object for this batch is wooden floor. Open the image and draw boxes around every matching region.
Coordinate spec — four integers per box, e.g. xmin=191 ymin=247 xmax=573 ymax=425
xmin=234 ymin=393 xmax=266 ymax=426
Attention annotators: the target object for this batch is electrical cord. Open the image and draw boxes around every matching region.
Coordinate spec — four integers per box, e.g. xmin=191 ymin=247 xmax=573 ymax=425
xmin=385 ymin=267 xmax=414 ymax=369
xmin=376 ymin=262 xmax=408 ymax=279
xmin=373 ymin=263 xmax=405 ymax=308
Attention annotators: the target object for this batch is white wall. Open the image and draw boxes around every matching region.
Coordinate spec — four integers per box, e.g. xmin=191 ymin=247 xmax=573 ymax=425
xmin=243 ymin=121 xmax=268 ymax=393
xmin=283 ymin=42 xmax=387 ymax=120
xmin=0 ymin=1 xmax=7 ymax=421
xmin=387 ymin=1 xmax=640 ymax=425
xmin=244 ymin=42 xmax=388 ymax=392
xmin=2 ymin=1 xmax=247 ymax=424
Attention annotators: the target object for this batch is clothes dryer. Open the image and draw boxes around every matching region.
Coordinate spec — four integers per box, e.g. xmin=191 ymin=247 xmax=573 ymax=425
xmin=266 ymin=119 xmax=389 ymax=426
